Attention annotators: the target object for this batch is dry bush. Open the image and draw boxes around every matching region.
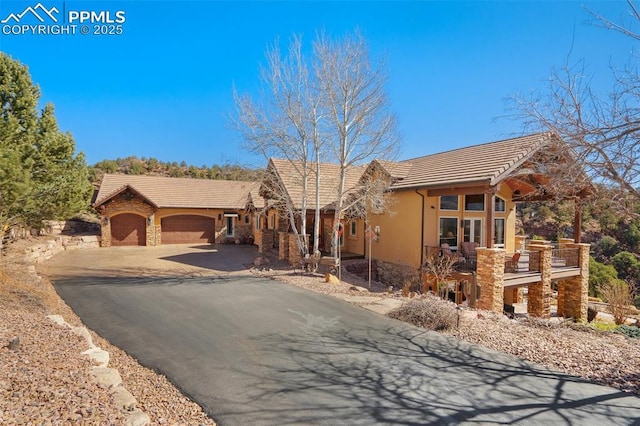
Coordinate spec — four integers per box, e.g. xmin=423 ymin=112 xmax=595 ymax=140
xmin=0 ymin=266 xmax=58 ymax=313
xmin=598 ymin=280 xmax=636 ymax=325
xmin=388 ymin=294 xmax=458 ymax=331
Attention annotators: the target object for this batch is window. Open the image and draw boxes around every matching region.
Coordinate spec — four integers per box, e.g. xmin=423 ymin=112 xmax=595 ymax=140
xmin=255 ymin=213 xmax=261 ymax=230
xmin=269 ymin=214 xmax=275 ymax=229
xmin=350 ymin=221 xmax=357 ymax=237
xmin=225 ymin=216 xmax=235 ymax=237
xmin=245 ymin=215 xmax=250 ymax=224
xmin=464 ymin=194 xmax=485 ymax=211
xmin=463 ymin=218 xmax=482 ymax=244
xmin=494 ymin=218 xmax=505 ymax=247
xmin=440 ymin=195 xmax=458 ymax=211
xmin=338 ymin=223 xmax=344 ymax=246
xmin=439 ymin=217 xmax=458 ymax=249
xmin=495 ymin=196 xmax=506 ymax=213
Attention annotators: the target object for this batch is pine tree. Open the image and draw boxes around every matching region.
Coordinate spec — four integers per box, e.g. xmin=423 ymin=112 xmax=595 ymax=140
xmin=0 ymin=53 xmax=92 ymax=248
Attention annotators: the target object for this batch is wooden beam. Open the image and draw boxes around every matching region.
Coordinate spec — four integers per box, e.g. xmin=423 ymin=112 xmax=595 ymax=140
xmin=486 ymin=192 xmax=495 ymax=248
xmin=427 ymin=185 xmax=492 ymax=197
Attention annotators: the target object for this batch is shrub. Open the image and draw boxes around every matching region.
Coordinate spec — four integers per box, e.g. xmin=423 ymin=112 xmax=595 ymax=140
xmin=589 ymin=257 xmax=619 ymax=298
xmin=616 ymin=325 xmax=640 ymax=339
xmin=388 ymin=295 xmax=458 ymax=331
xmin=598 ymin=280 xmax=636 ymax=325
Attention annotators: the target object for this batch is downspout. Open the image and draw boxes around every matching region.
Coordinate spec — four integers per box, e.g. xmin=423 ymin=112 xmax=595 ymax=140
xmin=415 ymin=190 xmax=425 ymax=266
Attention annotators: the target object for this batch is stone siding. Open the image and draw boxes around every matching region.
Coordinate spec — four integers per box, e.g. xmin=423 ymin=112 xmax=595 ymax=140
xmin=257 ymin=229 xmax=275 ymax=253
xmin=561 ymin=243 xmax=590 ymax=322
xmin=528 ymin=245 xmax=552 ymax=318
xmin=279 ymin=232 xmax=289 ymax=261
xmin=476 ymin=248 xmax=505 ymax=313
xmin=100 ymin=193 xmax=155 ymax=247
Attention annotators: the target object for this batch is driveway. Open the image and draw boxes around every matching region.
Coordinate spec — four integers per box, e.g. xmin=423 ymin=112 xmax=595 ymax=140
xmin=47 ymin=245 xmax=640 ymax=425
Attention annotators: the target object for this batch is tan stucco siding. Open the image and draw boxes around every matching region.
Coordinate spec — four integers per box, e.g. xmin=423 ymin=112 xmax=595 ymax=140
xmin=345 ymin=219 xmax=365 ymax=255
xmin=367 ymin=191 xmax=424 ymax=268
xmin=366 ymin=185 xmax=518 ymax=269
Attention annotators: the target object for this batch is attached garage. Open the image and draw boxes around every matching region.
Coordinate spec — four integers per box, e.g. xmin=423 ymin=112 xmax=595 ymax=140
xmin=111 ymin=213 xmax=146 ymax=246
xmin=161 ymin=215 xmax=215 ymax=244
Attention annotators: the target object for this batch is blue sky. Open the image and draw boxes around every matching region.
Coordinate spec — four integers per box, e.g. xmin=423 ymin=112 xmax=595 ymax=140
xmin=0 ymin=1 xmax=635 ymax=168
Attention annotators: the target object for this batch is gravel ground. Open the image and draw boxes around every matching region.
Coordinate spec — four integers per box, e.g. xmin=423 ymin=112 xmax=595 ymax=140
xmin=1 ymin=238 xmax=215 ymax=425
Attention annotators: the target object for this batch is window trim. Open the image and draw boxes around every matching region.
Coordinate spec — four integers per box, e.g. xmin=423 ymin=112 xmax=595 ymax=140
xmin=494 ymin=218 xmax=506 ymax=248
xmin=462 ymin=217 xmax=483 ymax=245
xmin=350 ymin=221 xmax=357 ymax=237
xmin=439 ymin=216 xmax=459 ymax=250
xmin=439 ymin=195 xmax=459 ymax=211
xmin=464 ymin=194 xmax=485 ymax=212
xmin=225 ymin=216 xmax=235 ymax=237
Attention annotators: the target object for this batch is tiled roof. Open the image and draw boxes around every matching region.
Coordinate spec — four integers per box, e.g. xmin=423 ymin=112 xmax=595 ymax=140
xmin=267 ymin=159 xmax=366 ymax=210
xmin=94 ymin=174 xmax=264 ymax=209
xmin=371 ymin=159 xmax=413 ymax=180
xmin=390 ymin=133 xmax=553 ymax=190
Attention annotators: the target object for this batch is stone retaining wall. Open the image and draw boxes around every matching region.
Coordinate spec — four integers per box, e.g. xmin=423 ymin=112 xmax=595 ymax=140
xmin=24 ymin=235 xmax=101 ymax=264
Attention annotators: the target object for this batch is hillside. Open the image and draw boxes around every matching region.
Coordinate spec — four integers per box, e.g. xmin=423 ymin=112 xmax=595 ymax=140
xmin=88 ymin=156 xmax=264 ymax=185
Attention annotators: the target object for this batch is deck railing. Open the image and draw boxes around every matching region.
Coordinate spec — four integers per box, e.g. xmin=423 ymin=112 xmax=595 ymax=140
xmin=551 ymin=248 xmax=580 ymax=268
xmin=423 ymin=245 xmax=476 ymax=273
xmin=423 ymin=244 xmax=581 ymax=276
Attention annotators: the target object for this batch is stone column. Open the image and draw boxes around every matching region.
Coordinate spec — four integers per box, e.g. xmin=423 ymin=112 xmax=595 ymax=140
xmin=561 ymin=243 xmax=590 ymax=322
xmin=557 ymin=280 xmax=566 ymax=317
xmin=261 ymin=229 xmax=274 ymax=252
xmin=288 ymin=234 xmax=309 ymax=267
xmin=558 ymin=238 xmax=574 ymax=249
xmin=278 ymin=232 xmax=289 ymax=261
xmin=514 ymin=235 xmax=527 ymax=252
xmin=476 ymin=248 xmax=505 ymax=313
xmin=255 ymin=230 xmax=264 ymax=252
xmin=145 ymin=215 xmax=156 ymax=246
xmin=528 ymin=244 xmax=553 ymax=318
xmin=100 ymin=217 xmax=111 ymax=247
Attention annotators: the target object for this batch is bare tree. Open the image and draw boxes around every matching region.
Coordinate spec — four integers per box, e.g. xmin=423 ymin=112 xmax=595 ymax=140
xmin=234 ymin=31 xmax=399 ymax=258
xmin=233 ymin=35 xmax=324 ymax=256
xmin=314 ymin=30 xmax=399 ymax=257
xmin=510 ymin=2 xmax=640 ymax=218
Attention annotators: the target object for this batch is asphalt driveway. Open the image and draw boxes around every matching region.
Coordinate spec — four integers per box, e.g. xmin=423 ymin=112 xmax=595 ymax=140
xmin=47 ymin=245 xmax=640 ymax=425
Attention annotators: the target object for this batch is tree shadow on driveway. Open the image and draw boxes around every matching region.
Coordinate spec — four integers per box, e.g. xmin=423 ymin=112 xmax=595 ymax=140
xmin=215 ymin=322 xmax=640 ymax=425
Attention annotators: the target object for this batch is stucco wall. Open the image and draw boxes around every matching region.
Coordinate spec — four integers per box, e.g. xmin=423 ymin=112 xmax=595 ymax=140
xmin=366 ymin=184 xmax=517 ymax=269
xmin=366 ymin=190 xmax=423 ymax=268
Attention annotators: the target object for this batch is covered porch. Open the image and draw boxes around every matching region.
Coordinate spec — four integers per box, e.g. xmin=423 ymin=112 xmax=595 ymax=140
xmin=422 ymin=238 xmax=590 ymax=321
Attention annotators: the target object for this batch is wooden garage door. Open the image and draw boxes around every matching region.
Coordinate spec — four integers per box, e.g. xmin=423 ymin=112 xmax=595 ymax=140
xmin=111 ymin=213 xmax=146 ymax=246
xmin=161 ymin=215 xmax=215 ymax=244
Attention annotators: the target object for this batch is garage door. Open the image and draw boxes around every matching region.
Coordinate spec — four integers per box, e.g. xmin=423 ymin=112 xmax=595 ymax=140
xmin=161 ymin=215 xmax=215 ymax=244
xmin=111 ymin=213 xmax=146 ymax=246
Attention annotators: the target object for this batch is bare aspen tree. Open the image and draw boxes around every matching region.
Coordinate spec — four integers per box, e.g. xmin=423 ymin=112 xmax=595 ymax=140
xmin=234 ymin=31 xmax=398 ymax=259
xmin=314 ymin=31 xmax=399 ymax=257
xmin=233 ymin=35 xmax=324 ymax=256
xmin=510 ymin=2 xmax=640 ymax=218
